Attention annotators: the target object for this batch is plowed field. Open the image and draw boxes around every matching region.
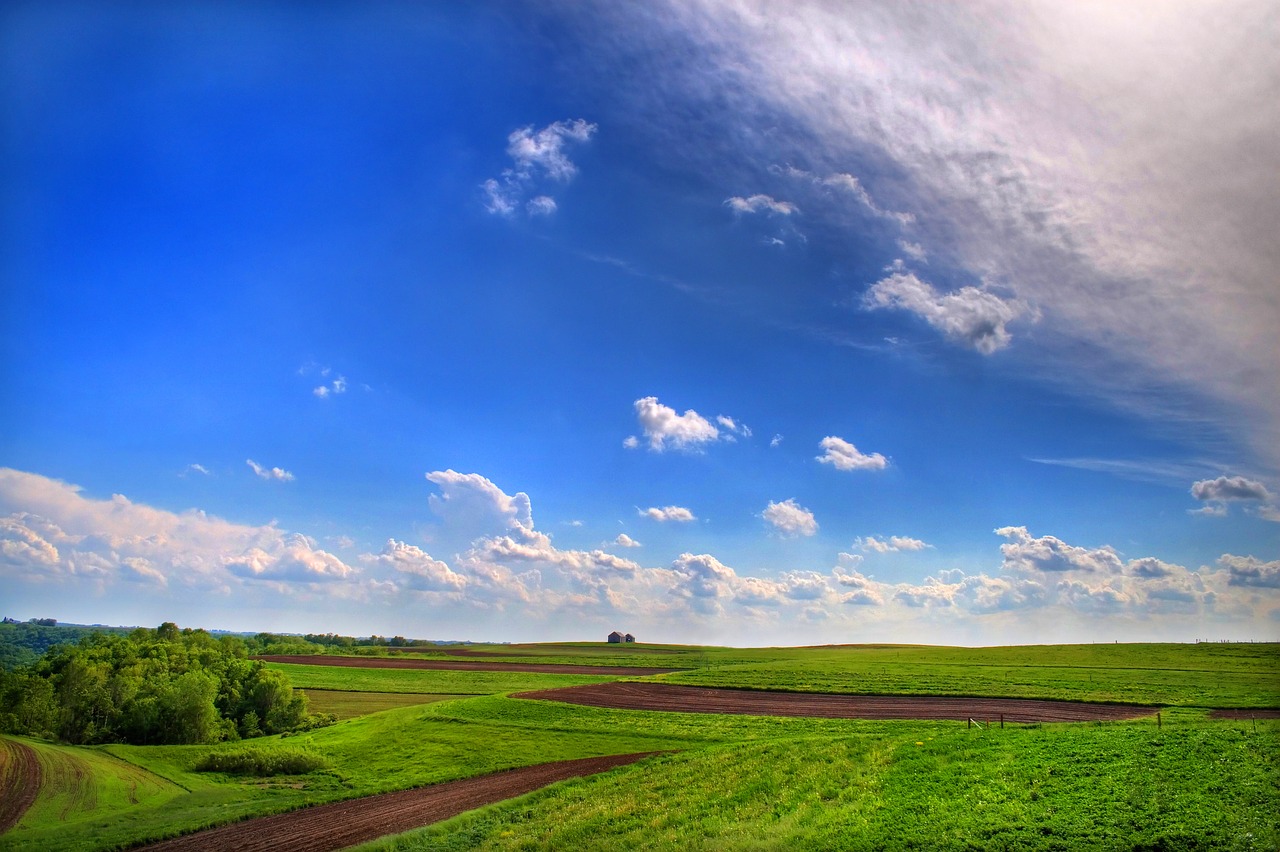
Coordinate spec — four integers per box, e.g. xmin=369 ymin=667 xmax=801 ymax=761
xmin=135 ymin=752 xmax=659 ymax=852
xmin=1208 ymin=708 xmax=1280 ymax=719
xmin=256 ymin=654 xmax=680 ymax=676
xmin=0 ymin=738 xmax=41 ymax=832
xmin=516 ymin=682 xmax=1158 ymax=722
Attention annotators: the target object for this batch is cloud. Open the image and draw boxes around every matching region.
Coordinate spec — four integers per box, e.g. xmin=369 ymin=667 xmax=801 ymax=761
xmin=864 ymin=272 xmax=1025 ymax=355
xmin=313 ymin=375 xmax=347 ymax=398
xmin=816 ymin=436 xmax=887 ymax=471
xmin=897 ymin=239 xmax=927 ymax=262
xmin=364 ymin=539 xmax=467 ymax=593
xmin=482 ymin=119 xmax=597 ymax=217
xmin=0 ymin=468 xmax=356 ymax=593
xmin=995 ymin=526 xmax=1124 ymax=575
xmin=761 ymin=499 xmax=818 ymax=537
xmin=613 ymin=533 xmax=642 ymax=548
xmin=426 ymin=470 xmax=533 ymax=537
xmin=181 ymin=464 xmax=210 ymax=477
xmin=716 ymin=415 xmax=752 ymax=440
xmin=725 ymin=194 xmax=798 ymax=215
xmin=527 ymin=195 xmax=557 ymax=216
xmin=856 ymin=535 xmax=930 ymax=553
xmin=1190 ymin=476 xmax=1272 ymax=503
xmin=777 ymin=166 xmax=913 ymax=224
xmin=616 ymin=0 xmax=1280 ymax=467
xmin=770 ymin=434 xmax=783 ymax=448
xmin=1216 ymin=554 xmax=1280 ymax=589
xmin=640 ymin=505 xmax=696 ymax=523
xmin=631 ymin=396 xmax=726 ymax=452
xmin=246 ymin=459 xmax=294 ymax=482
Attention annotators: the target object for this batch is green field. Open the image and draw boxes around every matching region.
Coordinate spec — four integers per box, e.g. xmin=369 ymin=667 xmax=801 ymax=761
xmin=2 ymin=642 xmax=1277 ymax=851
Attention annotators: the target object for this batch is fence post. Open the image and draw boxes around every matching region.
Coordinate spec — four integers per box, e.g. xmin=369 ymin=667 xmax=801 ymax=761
xmin=1000 ymin=714 xmax=1004 ymax=729
xmin=1157 ymin=712 xmax=1161 ymax=730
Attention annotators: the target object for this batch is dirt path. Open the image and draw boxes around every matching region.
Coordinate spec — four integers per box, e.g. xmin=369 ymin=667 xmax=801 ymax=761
xmin=133 ymin=752 xmax=658 ymax=852
xmin=0 ymin=737 xmax=42 ymax=833
xmin=256 ymin=654 xmax=682 ymax=676
xmin=515 ymin=682 xmax=1158 ymax=723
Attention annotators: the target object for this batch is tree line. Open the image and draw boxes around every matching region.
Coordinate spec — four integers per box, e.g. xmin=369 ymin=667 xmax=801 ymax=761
xmin=0 ymin=622 xmax=331 ymax=745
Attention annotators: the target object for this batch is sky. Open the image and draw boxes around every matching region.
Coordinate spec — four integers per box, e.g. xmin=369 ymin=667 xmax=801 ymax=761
xmin=1 ymin=1 xmax=1277 ymax=646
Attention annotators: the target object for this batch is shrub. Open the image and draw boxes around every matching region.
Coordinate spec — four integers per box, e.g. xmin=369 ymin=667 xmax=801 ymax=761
xmin=194 ymin=747 xmax=331 ymax=776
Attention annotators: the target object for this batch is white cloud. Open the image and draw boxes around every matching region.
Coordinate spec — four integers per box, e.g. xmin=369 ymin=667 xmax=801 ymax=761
xmin=527 ymin=195 xmax=557 ymax=216
xmin=631 ymin=396 xmax=723 ymax=452
xmin=614 ymin=533 xmax=642 ymax=548
xmin=777 ymin=166 xmax=912 ymax=224
xmin=864 ymin=272 xmax=1025 ymax=355
xmin=770 ymin=434 xmax=783 ymax=448
xmin=483 ymin=119 xmax=597 ymax=217
xmin=762 ymin=499 xmax=817 ymax=537
xmin=816 ymin=436 xmax=887 ymax=471
xmin=181 ymin=464 xmax=210 ymax=477
xmin=0 ymin=469 xmax=355 ymax=593
xmin=725 ymin=193 xmax=798 ymax=215
xmin=364 ymin=539 xmax=468 ymax=593
xmin=621 ymin=0 xmax=1280 ymax=467
xmin=246 ymin=459 xmax=294 ymax=482
xmin=1216 ymin=554 xmax=1280 ymax=589
xmin=1190 ymin=476 xmax=1272 ymax=503
xmin=897 ymin=239 xmax=927 ymax=262
xmin=716 ymin=415 xmax=752 ymax=440
xmin=857 ymin=535 xmax=930 ymax=553
xmin=426 ymin=470 xmax=533 ymax=535
xmin=995 ymin=526 xmax=1124 ymax=574
xmin=640 ymin=505 xmax=696 ymax=523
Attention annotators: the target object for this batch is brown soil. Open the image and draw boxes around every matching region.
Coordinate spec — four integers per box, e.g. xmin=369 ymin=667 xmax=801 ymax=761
xmin=1208 ymin=708 xmax=1280 ymax=719
xmin=0 ymin=738 xmax=42 ymax=833
xmin=256 ymin=654 xmax=681 ymax=676
xmin=133 ymin=752 xmax=659 ymax=852
xmin=515 ymin=682 xmax=1158 ymax=723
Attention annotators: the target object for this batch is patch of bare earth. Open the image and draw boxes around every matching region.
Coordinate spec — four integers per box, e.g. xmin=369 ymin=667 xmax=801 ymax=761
xmin=133 ymin=753 xmax=658 ymax=852
xmin=255 ymin=654 xmax=681 ymax=676
xmin=515 ymin=682 xmax=1158 ymax=723
xmin=0 ymin=738 xmax=41 ymax=833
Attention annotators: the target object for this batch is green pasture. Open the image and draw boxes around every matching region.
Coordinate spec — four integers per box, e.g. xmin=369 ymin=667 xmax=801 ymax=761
xmin=656 ymin=642 xmax=1280 ymax=708
xmin=266 ymin=662 xmax=619 ymax=695
xmin=354 ymin=722 xmax=1280 ymax=852
xmin=299 ymin=690 xmax=472 ymax=720
xmin=2 ymin=642 xmax=1277 ymax=851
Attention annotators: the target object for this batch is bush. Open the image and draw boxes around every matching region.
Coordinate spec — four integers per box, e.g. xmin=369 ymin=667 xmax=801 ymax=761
xmin=193 ymin=747 xmax=332 ymax=776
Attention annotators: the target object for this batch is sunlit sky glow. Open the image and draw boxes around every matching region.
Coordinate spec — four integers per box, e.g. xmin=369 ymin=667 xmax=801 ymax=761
xmin=2 ymin=1 xmax=1277 ymax=644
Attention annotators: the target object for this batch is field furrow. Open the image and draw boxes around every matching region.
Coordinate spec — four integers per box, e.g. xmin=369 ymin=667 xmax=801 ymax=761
xmin=0 ymin=738 xmax=42 ymax=833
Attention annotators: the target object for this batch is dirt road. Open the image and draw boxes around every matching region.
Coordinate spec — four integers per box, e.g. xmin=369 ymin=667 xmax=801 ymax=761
xmin=515 ymin=682 xmax=1158 ymax=723
xmin=256 ymin=654 xmax=681 ymax=676
xmin=0 ymin=737 xmax=41 ymax=833
xmin=134 ymin=752 xmax=659 ymax=852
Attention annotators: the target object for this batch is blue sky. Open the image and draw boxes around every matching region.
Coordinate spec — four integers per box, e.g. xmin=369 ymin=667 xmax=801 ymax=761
xmin=2 ymin=1 xmax=1277 ymax=644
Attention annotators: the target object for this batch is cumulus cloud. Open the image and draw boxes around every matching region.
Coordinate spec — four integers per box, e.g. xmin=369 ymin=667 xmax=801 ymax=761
xmin=1190 ymin=476 xmax=1271 ymax=503
xmin=816 ymin=436 xmax=887 ymax=471
xmin=0 ymin=469 xmax=355 ymax=593
xmin=614 ymin=533 xmax=642 ymax=548
xmin=363 ymin=539 xmax=467 ymax=593
xmin=427 ymin=469 xmax=533 ymax=534
xmin=716 ymin=415 xmax=752 ymax=440
xmin=725 ymin=193 xmax=798 ymax=215
xmin=762 ymin=499 xmax=818 ymax=537
xmin=864 ymin=272 xmax=1025 ymax=355
xmin=1216 ymin=554 xmax=1280 ymax=589
xmin=856 ymin=535 xmax=930 ymax=553
xmin=640 ymin=505 xmax=696 ymax=523
xmin=246 ymin=460 xmax=294 ymax=482
xmin=995 ymin=526 xmax=1124 ymax=574
xmin=630 ymin=396 xmax=727 ymax=452
xmin=482 ymin=119 xmax=597 ymax=216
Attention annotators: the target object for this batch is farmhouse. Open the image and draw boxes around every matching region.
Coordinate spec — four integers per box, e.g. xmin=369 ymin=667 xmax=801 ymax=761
xmin=607 ymin=631 xmax=637 ymax=643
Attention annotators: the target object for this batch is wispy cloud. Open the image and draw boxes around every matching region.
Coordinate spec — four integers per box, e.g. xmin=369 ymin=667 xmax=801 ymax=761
xmin=246 ymin=459 xmax=294 ymax=482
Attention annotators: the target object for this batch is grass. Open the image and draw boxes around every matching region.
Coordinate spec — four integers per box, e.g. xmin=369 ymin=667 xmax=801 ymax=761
xmin=2 ymin=643 xmax=1277 ymax=851
xmin=352 ymin=723 xmax=1280 ymax=852
xmin=268 ymin=662 xmax=620 ymax=695
xmin=656 ymin=643 xmax=1280 ymax=708
xmin=299 ymin=689 xmax=474 ymax=720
